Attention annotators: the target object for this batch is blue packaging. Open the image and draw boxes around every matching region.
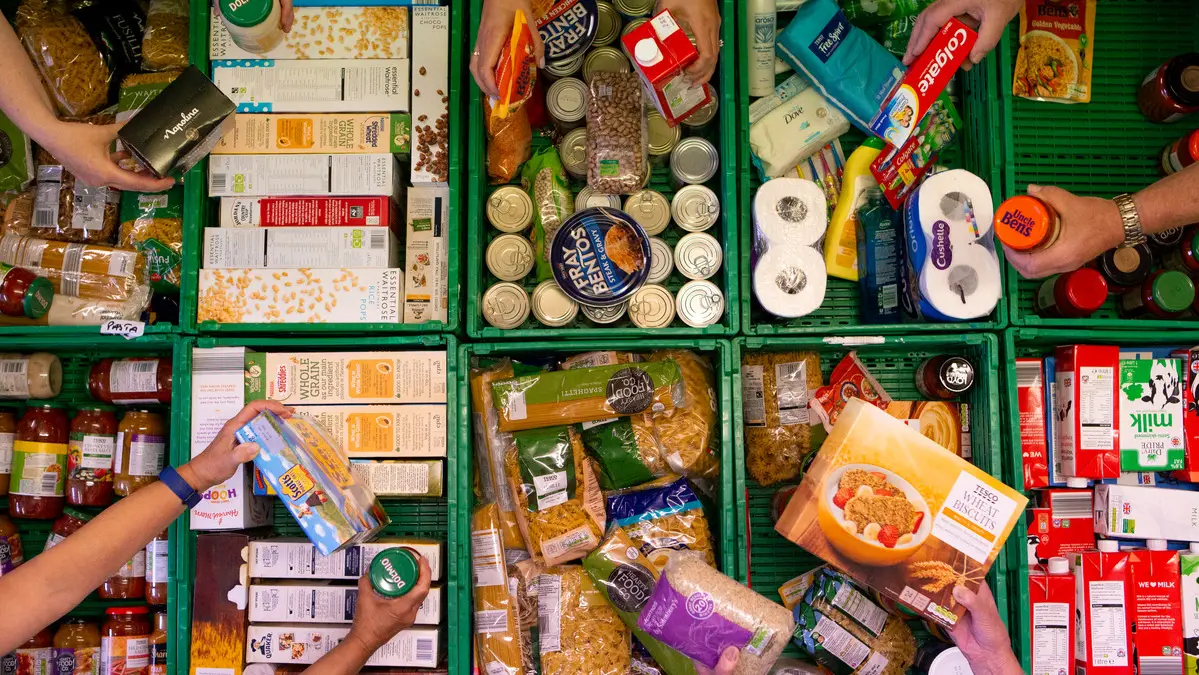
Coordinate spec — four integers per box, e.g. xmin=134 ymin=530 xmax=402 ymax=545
xmin=551 ymin=207 xmax=651 ymax=307
xmin=855 ymin=191 xmax=902 ymax=324
xmin=1043 ymin=356 xmax=1073 ymax=488
xmin=775 ymin=0 xmax=904 ymax=133
xmin=606 ymin=476 xmax=711 ymax=565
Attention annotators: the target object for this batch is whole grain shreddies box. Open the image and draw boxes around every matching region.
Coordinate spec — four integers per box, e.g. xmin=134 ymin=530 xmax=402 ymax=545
xmin=776 ymin=400 xmax=1026 ymax=627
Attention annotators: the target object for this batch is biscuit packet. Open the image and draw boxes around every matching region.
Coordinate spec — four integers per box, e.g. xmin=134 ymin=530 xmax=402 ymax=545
xmin=1012 ymin=0 xmax=1097 ymax=104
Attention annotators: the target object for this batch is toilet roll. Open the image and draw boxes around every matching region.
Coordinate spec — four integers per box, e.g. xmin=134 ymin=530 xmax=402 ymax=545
xmin=753 ymin=178 xmax=828 ymax=250
xmin=753 ymin=244 xmax=828 ymax=319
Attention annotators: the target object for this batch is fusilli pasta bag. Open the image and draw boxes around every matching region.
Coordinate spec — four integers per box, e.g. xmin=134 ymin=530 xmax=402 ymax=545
xmin=741 ymin=351 xmax=823 ymax=486
xmin=649 ymin=350 xmax=720 ymax=481
xmin=538 ymin=565 xmax=631 ymax=675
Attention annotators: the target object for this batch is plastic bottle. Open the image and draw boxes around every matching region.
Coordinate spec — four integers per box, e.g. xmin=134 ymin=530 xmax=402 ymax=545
xmin=826 ymin=138 xmax=887 ymax=281
xmin=747 ymin=0 xmax=776 ymax=97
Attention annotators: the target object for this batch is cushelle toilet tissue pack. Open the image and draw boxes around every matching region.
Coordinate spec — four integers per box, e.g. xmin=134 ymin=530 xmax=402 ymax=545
xmin=752 ymin=178 xmax=828 ymax=318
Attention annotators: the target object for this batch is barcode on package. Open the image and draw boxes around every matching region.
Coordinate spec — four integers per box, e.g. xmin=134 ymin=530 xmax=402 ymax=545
xmin=415 ymin=638 xmax=434 ymax=663
xmin=61 ymin=243 xmax=84 ymax=297
xmin=370 ymin=230 xmax=386 ymax=249
xmin=212 ymin=173 xmax=228 ymax=194
xmin=471 ymin=530 xmax=504 ymax=588
xmin=40 ymin=472 xmax=57 ymax=494
xmin=776 ymin=361 xmax=809 ymax=426
xmin=475 ymin=609 xmax=508 ymax=634
xmin=537 ymin=574 xmax=562 ymax=654
xmin=879 ymin=284 xmax=898 ymax=311
xmin=1016 ymin=359 xmax=1042 ymax=387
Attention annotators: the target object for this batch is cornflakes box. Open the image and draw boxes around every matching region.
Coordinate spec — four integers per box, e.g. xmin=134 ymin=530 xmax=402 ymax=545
xmin=238 ymin=411 xmax=390 ymax=556
xmin=775 ymin=399 xmax=1027 ymax=627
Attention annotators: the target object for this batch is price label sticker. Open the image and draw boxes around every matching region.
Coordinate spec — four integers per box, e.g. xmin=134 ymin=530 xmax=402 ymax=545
xmin=101 ymin=320 xmax=146 ymax=340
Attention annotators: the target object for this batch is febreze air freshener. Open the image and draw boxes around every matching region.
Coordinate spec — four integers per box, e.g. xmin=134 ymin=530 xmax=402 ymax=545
xmin=869 ymin=18 xmax=976 ymax=149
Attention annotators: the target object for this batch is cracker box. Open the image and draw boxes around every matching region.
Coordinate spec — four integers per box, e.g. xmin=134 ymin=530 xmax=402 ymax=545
xmin=248 ymin=584 xmax=441 ymax=625
xmin=212 ymin=60 xmax=410 ymax=113
xmin=1029 ymin=559 xmax=1075 ymax=675
xmin=775 ymin=399 xmax=1027 ymax=627
xmin=1181 ymin=545 xmax=1199 ymax=675
xmin=621 ymin=11 xmax=713 ymax=126
xmin=350 ymin=460 xmax=443 ymax=498
xmin=189 ymin=533 xmax=253 ymax=675
xmin=219 ymin=196 xmax=400 ymax=229
xmin=198 ymin=268 xmax=403 ymax=325
xmin=402 ymin=187 xmax=449 ymax=324
xmin=210 ymin=7 xmax=409 ymax=60
xmin=204 ymin=227 xmax=400 ymax=269
xmin=1177 ymin=347 xmax=1199 ymax=482
xmin=410 ymin=6 xmax=449 ymax=187
xmin=208 ymin=154 xmax=401 ymax=197
xmin=248 ymin=351 xmax=447 ymax=405
xmin=1119 ymin=358 xmax=1185 ymax=472
xmin=212 ymin=113 xmax=411 ymax=155
xmin=247 ymin=538 xmax=443 ymax=581
xmin=1018 ymin=358 xmax=1050 ymax=489
xmin=1073 ymin=543 xmax=1132 ymax=675
xmin=1056 ymin=345 xmax=1120 ymax=480
xmin=246 ymin=625 xmax=440 ymax=667
xmin=1125 ymin=545 xmax=1183 ymax=675
xmin=292 ymin=405 xmax=446 ymax=457
xmin=238 ymin=411 xmax=390 ymax=556
xmin=1094 ymin=483 xmax=1199 ymax=542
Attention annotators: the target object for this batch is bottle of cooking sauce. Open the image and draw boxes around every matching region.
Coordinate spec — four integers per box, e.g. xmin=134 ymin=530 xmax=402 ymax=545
xmin=67 ymin=406 xmax=117 ymax=507
xmin=11 ymin=628 xmax=52 ymax=675
xmin=114 ymin=410 xmax=165 ymax=497
xmin=0 ymin=263 xmax=53 ymax=319
xmin=1035 ymin=268 xmax=1109 ymax=319
xmin=1095 ymin=243 xmax=1154 ymax=294
xmin=147 ymin=614 xmax=166 ymax=675
xmin=88 ymin=359 xmax=171 ymax=406
xmin=0 ymin=408 xmax=15 ymax=496
xmin=145 ymin=529 xmax=168 ymax=605
xmin=1138 ymin=53 xmax=1199 ymax=123
xmin=54 ymin=619 xmax=100 ymax=675
xmin=993 ymin=195 xmax=1061 ymax=252
xmin=1164 ymin=229 xmax=1199 ymax=274
xmin=1119 ymin=269 xmax=1196 ymax=319
xmin=1163 ymin=129 xmax=1199 ymax=174
xmin=915 ymin=355 xmax=975 ymax=400
xmin=9 ymin=402 xmax=69 ymax=520
xmin=42 ymin=508 xmax=91 ymax=553
xmin=99 ymin=547 xmax=146 ymax=600
xmin=100 ymin=607 xmax=150 ymax=675
xmin=0 ymin=353 xmax=62 ymax=400
xmin=0 ymin=513 xmax=24 ymax=576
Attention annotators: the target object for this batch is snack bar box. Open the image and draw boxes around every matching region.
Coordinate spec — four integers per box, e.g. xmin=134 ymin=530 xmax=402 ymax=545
xmin=248 ymin=538 xmax=443 ymax=581
xmin=248 ymin=584 xmax=441 ymax=625
xmin=212 ymin=60 xmax=410 ymax=113
xmin=207 ymin=154 xmax=402 ymax=197
xmin=246 ymin=625 xmax=440 ymax=667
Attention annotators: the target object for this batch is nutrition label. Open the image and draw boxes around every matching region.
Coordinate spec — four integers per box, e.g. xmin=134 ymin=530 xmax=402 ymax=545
xmin=1032 ymin=601 xmax=1070 ymax=675
xmin=1079 ymin=366 xmax=1115 ymax=450
xmin=1088 ymin=581 xmax=1129 ymax=666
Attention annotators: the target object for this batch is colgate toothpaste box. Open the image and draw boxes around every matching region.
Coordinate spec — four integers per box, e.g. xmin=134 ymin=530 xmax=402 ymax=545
xmin=1073 ymin=542 xmax=1132 ymax=675
xmin=1030 ymin=557 xmax=1075 ymax=675
xmin=1175 ymin=347 xmax=1199 ymax=482
xmin=1125 ymin=544 xmax=1183 ymax=675
xmin=219 ymin=196 xmax=400 ymax=229
xmin=1056 ymin=345 xmax=1121 ymax=480
xmin=869 ymin=18 xmax=977 ymax=149
xmin=622 ymin=10 xmax=713 ymax=126
xmin=1019 ymin=357 xmax=1050 ymax=489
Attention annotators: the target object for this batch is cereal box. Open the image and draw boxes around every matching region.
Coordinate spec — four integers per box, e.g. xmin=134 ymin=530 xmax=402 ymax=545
xmin=189 ymin=533 xmax=253 ymax=675
xmin=248 ymin=584 xmax=441 ymax=625
xmin=210 ymin=7 xmax=409 ymax=60
xmin=1017 ymin=358 xmax=1050 ymax=489
xmin=350 ymin=460 xmax=443 ymax=498
xmin=402 ymin=187 xmax=449 ymax=324
xmin=292 ymin=405 xmax=446 ymax=457
xmin=410 ymin=6 xmax=449 ymax=187
xmin=219 ymin=196 xmax=400 ymax=229
xmin=247 ymin=538 xmax=443 ymax=580
xmin=1125 ymin=546 xmax=1183 ymax=675
xmin=1181 ymin=545 xmax=1199 ymax=675
xmin=238 ymin=411 xmax=390 ymax=556
xmin=1119 ymin=358 xmax=1185 ymax=472
xmin=248 ymin=351 xmax=447 ymax=405
xmin=197 ymin=268 xmax=403 ymax=325
xmin=1073 ymin=543 xmax=1132 ymax=675
xmin=212 ymin=114 xmax=411 ymax=155
xmin=207 ymin=154 xmax=401 ymax=197
xmin=246 ymin=625 xmax=439 ymax=667
xmin=1056 ymin=345 xmax=1120 ymax=480
xmin=1094 ymin=484 xmax=1199 ymax=542
xmin=212 ymin=60 xmax=410 ymax=113
xmin=775 ymin=399 xmax=1026 ymax=627
xmin=203 ymin=227 xmax=400 ymax=269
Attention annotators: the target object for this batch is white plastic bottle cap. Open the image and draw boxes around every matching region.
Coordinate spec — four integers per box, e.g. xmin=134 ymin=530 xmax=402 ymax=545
xmin=1147 ymin=539 xmax=1168 ymax=551
xmin=1047 ymin=557 xmax=1070 ymax=574
xmin=1065 ymin=476 xmax=1089 ymax=488
xmin=1190 ymin=542 xmax=1199 ymax=554
xmin=635 ymin=38 xmax=662 ymax=66
xmin=1097 ymin=540 xmax=1119 ymax=553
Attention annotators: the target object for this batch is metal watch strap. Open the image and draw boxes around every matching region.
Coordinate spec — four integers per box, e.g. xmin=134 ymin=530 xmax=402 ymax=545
xmin=1113 ymin=193 xmax=1147 ymax=247
xmin=159 ymin=465 xmax=202 ymax=508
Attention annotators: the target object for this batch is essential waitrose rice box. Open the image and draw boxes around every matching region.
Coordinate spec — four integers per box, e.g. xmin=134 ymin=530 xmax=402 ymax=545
xmin=212 ymin=60 xmax=410 ymax=113
xmin=210 ymin=7 xmax=409 ymax=60
xmin=250 ymin=351 xmax=447 ymax=405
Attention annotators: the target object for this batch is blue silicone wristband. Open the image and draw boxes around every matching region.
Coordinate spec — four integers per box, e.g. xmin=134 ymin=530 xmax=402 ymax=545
xmin=159 ymin=465 xmax=202 ymax=509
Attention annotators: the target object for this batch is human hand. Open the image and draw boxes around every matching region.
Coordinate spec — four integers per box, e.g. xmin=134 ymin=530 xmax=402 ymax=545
xmin=346 ymin=555 xmax=433 ymax=652
xmin=949 ymin=583 xmax=1022 ymax=675
xmin=656 ymin=0 xmax=722 ymax=86
xmin=39 ymin=121 xmax=175 ymax=192
xmin=470 ymin=0 xmax=544 ymax=99
xmin=280 ymin=0 xmax=294 ymax=31
xmin=180 ymin=400 xmax=294 ymax=492
xmin=1004 ymin=184 xmax=1126 ymax=280
xmin=694 ymin=647 xmax=739 ymax=675
xmin=903 ymin=0 xmax=1021 ymax=69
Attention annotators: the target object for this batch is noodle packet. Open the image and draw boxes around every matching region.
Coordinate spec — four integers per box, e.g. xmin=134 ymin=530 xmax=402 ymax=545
xmin=606 ymin=475 xmax=715 ymax=572
xmin=810 ymin=352 xmax=891 ymax=432
xmin=1012 ymin=0 xmax=1097 ymax=104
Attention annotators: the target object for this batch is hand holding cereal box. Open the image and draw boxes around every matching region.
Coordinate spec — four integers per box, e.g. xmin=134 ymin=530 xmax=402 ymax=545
xmin=775 ymin=399 xmax=1026 ymax=627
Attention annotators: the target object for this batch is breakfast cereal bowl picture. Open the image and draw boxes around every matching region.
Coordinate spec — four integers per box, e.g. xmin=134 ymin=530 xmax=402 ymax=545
xmin=816 ymin=464 xmax=932 ymax=567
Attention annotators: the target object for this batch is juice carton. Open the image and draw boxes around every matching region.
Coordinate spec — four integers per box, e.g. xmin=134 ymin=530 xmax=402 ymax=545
xmin=1018 ymin=357 xmax=1050 ymax=489
xmin=1030 ymin=557 xmax=1075 ymax=675
xmin=621 ymin=10 xmax=713 ymax=126
xmin=1056 ymin=345 xmax=1121 ymax=480
xmin=1073 ymin=542 xmax=1132 ymax=675
xmin=1119 ymin=358 xmax=1185 ymax=472
xmin=1175 ymin=347 xmax=1199 ymax=482
xmin=1126 ymin=542 xmax=1183 ymax=675
xmin=1180 ymin=543 xmax=1199 ymax=675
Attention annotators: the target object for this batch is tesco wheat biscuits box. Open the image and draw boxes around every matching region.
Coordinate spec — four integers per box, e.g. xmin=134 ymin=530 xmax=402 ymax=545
xmin=212 ymin=60 xmax=410 ymax=113
xmin=1056 ymin=345 xmax=1120 ymax=480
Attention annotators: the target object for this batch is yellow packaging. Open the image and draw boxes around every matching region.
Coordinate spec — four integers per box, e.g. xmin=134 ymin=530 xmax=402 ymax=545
xmin=775 ymin=399 xmax=1026 ymax=627
xmin=824 ymin=140 xmax=883 ymax=281
xmin=250 ymin=351 xmax=448 ymax=405
xmin=212 ymin=113 xmax=412 ymax=155
xmin=293 ymin=405 xmax=447 ymax=457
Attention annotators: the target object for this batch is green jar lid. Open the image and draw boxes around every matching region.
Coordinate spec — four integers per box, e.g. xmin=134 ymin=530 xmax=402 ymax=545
xmin=62 ymin=507 xmax=93 ymax=522
xmin=1151 ymin=270 xmax=1196 ymax=312
xmin=23 ymin=276 xmax=52 ymax=319
xmin=1189 ymin=229 xmax=1199 ymax=256
xmin=369 ymin=547 xmax=420 ymax=598
xmin=219 ymin=0 xmax=275 ymax=28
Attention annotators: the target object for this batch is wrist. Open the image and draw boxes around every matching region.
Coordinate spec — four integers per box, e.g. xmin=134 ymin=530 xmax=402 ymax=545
xmin=176 ymin=462 xmax=212 ymax=493
xmin=1101 ymin=199 xmax=1128 ymax=249
xmin=345 ymin=627 xmax=383 ymax=655
xmin=961 ymin=647 xmax=1021 ymax=675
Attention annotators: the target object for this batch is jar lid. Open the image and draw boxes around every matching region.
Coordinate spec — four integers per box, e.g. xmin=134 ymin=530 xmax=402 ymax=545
xmin=531 ymin=280 xmax=579 ymax=327
xmin=1151 ymin=270 xmax=1196 ymax=312
xmin=628 ymin=284 xmax=675 ymax=328
xmin=1189 ymin=228 xmax=1199 ymax=257
xmin=219 ymin=0 xmax=275 ymax=28
xmin=670 ymin=138 xmax=719 ymax=185
xmin=486 ymin=235 xmax=535 ymax=282
xmin=646 ymin=237 xmax=674 ymax=285
xmin=671 ymin=185 xmax=720 ymax=233
xmin=482 ymin=282 xmax=531 ymax=330
xmin=623 ymin=190 xmax=671 ymax=236
xmin=936 ymin=357 xmax=975 ymax=395
xmin=537 ymin=0 xmax=599 ymax=65
xmin=1150 ymin=227 xmax=1186 ymax=247
xmin=369 ymin=547 xmax=420 ymax=598
xmin=994 ymin=196 xmax=1055 ymax=251
xmin=106 ymin=606 xmax=150 ymax=616
xmin=21 ymin=276 xmax=53 ymax=320
xmin=486 ymin=187 xmax=534 ymax=234
xmin=1060 ymin=268 xmax=1108 ymax=313
xmin=62 ymin=507 xmax=93 ymax=522
xmin=550 ymin=207 xmax=651 ymax=307
xmin=674 ymin=232 xmax=723 ymax=281
xmin=675 ymin=280 xmax=724 ymax=328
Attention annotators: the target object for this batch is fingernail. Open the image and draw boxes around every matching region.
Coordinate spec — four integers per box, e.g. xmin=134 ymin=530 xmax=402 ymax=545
xmin=1027 ymin=184 xmax=1041 ymax=193
xmin=952 ymin=585 xmax=970 ymax=603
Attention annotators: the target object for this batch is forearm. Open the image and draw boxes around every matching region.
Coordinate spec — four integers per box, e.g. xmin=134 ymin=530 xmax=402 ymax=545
xmin=301 ymin=632 xmax=377 ymax=675
xmin=0 ymin=16 xmax=62 ymax=145
xmin=1133 ymin=163 xmax=1199 ymax=236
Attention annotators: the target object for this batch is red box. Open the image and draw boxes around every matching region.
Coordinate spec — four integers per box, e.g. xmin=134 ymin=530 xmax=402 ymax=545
xmin=1174 ymin=347 xmax=1199 ymax=482
xmin=1029 ymin=505 xmax=1095 ymax=565
xmin=1073 ymin=544 xmax=1132 ymax=675
xmin=1125 ymin=547 xmax=1183 ymax=675
xmin=621 ymin=10 xmax=712 ymax=126
xmin=1056 ymin=345 xmax=1121 ymax=480
xmin=219 ymin=196 xmax=399 ymax=229
xmin=1019 ymin=357 xmax=1050 ymax=489
xmin=1030 ymin=559 xmax=1075 ymax=675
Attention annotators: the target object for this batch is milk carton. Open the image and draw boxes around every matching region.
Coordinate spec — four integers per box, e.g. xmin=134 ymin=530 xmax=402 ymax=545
xmin=1119 ymin=358 xmax=1185 ymax=472
xmin=1030 ymin=557 xmax=1075 ymax=675
xmin=1180 ymin=543 xmax=1199 ymax=675
xmin=1125 ymin=542 xmax=1183 ymax=675
xmin=1018 ymin=357 xmax=1050 ymax=489
xmin=1057 ymin=345 xmax=1120 ymax=480
xmin=1176 ymin=347 xmax=1199 ymax=482
xmin=1073 ymin=542 xmax=1132 ymax=675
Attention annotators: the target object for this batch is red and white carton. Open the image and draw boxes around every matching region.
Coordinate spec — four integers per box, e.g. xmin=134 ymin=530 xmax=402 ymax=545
xmin=622 ymin=10 xmax=712 ymax=127
xmin=219 ymin=196 xmax=400 ymax=229
xmin=1031 ymin=557 xmax=1076 ymax=675
xmin=1073 ymin=541 xmax=1132 ymax=675
xmin=1125 ymin=541 xmax=1183 ymax=675
xmin=1056 ymin=345 xmax=1121 ymax=480
xmin=1174 ymin=347 xmax=1199 ymax=482
xmin=1019 ymin=357 xmax=1050 ymax=489
xmin=1029 ymin=487 xmax=1096 ymax=565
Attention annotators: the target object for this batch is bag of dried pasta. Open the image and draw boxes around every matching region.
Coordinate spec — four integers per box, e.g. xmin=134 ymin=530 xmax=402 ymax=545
xmin=140 ymin=0 xmax=189 ymax=71
xmin=0 ymin=234 xmax=147 ymax=303
xmin=511 ymin=558 xmax=542 ymax=675
xmin=606 ymin=475 xmax=715 ymax=571
xmin=792 ymin=568 xmax=915 ymax=675
xmin=742 ymin=351 xmax=822 ymax=486
xmin=506 ymin=426 xmax=605 ymax=566
xmin=119 ymin=186 xmax=183 ymax=294
xmin=14 ymin=0 xmax=113 ymax=117
xmin=538 ymin=565 xmax=631 ymax=675
xmin=521 ymin=146 xmax=574 ymax=282
xmin=471 ymin=358 xmax=532 ymax=554
xmin=472 ymin=503 xmax=524 ymax=675
xmin=649 ymin=350 xmax=719 ymax=481
xmin=27 ymin=132 xmax=120 ymax=244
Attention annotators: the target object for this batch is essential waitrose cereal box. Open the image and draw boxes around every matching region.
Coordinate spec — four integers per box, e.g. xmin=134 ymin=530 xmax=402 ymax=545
xmin=775 ymin=399 xmax=1026 ymax=627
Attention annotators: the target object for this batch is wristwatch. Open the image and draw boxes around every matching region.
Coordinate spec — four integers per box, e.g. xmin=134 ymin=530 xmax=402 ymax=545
xmin=1113 ymin=193 xmax=1147 ymax=248
xmin=159 ymin=465 xmax=203 ymax=508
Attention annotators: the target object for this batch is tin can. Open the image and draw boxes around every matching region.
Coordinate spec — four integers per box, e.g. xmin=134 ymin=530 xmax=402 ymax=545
xmin=670 ymin=137 xmax=720 ymax=187
xmin=486 ymin=234 xmax=536 ymax=282
xmin=582 ymin=46 xmax=630 ymax=83
xmin=558 ymin=127 xmax=589 ymax=180
xmin=550 ymin=207 xmax=651 ymax=307
xmin=674 ymin=232 xmax=722 ymax=280
xmin=671 ymin=185 xmax=720 ymax=233
xmin=369 ymin=547 xmax=420 ymax=598
xmin=593 ymin=1 xmax=622 ymax=46
xmin=623 ymin=190 xmax=671 ymax=236
xmin=628 ymin=284 xmax=675 ymax=328
xmin=531 ymin=279 xmax=579 ymax=327
xmin=482 ymin=282 xmax=531 ymax=330
xmin=613 ymin=0 xmax=653 ymax=18
xmin=681 ymin=91 xmax=719 ymax=130
xmin=546 ymin=77 xmax=589 ymax=130
xmin=575 ymin=185 xmax=622 ymax=211
xmin=487 ymin=186 xmax=535 ymax=233
xmin=646 ymin=236 xmax=674 ymax=284
xmin=543 ymin=50 xmax=585 ymax=79
xmin=646 ymin=111 xmax=681 ymax=167
xmin=769 ymin=485 xmax=799 ymax=524
xmin=581 ymin=301 xmax=627 ymax=324
xmin=538 ymin=0 xmax=599 ymax=66
xmin=676 ymin=279 xmax=724 ymax=328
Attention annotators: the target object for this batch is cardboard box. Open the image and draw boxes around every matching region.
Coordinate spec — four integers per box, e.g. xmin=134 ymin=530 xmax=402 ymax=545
xmin=1125 ymin=546 xmax=1183 ymax=675
xmin=212 ymin=113 xmax=411 ymax=155
xmin=197 ymin=268 xmax=403 ymax=325
xmin=246 ymin=625 xmax=440 ymax=667
xmin=350 ymin=460 xmax=443 ymax=498
xmin=248 ymin=584 xmax=441 ymax=625
xmin=884 ymin=401 xmax=970 ymax=458
xmin=219 ymin=196 xmax=400 ymax=229
xmin=1072 ymin=544 xmax=1132 ymax=675
xmin=189 ymin=533 xmax=253 ymax=675
xmin=1018 ymin=358 xmax=1050 ymax=489
xmin=238 ymin=411 xmax=390 ymax=556
xmin=1094 ymin=484 xmax=1199 ymax=542
xmin=212 ymin=60 xmax=410 ymax=113
xmin=1028 ymin=491 xmax=1095 ymax=565
xmin=1181 ymin=547 xmax=1199 ymax=675
xmin=1177 ymin=347 xmax=1199 ymax=482
xmin=621 ymin=11 xmax=712 ymax=126
xmin=409 ymin=6 xmax=449 ymax=187
xmin=249 ymin=351 xmax=447 ymax=405
xmin=203 ymin=227 xmax=400 ymax=269
xmin=207 ymin=154 xmax=402 ymax=197
xmin=775 ymin=400 xmax=1026 ymax=626
xmin=248 ymin=538 xmax=443 ymax=580
xmin=292 ymin=405 xmax=446 ymax=457
xmin=1119 ymin=358 xmax=1185 ymax=472
xmin=401 ymin=187 xmax=449 ymax=324
xmin=1056 ymin=345 xmax=1120 ymax=480
xmin=1029 ymin=560 xmax=1075 ymax=675
xmin=210 ymin=7 xmax=409 ymax=60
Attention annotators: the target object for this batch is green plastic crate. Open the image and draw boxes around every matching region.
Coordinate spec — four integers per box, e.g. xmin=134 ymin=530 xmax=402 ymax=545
xmin=0 ymin=334 xmax=186 ymax=675
xmin=181 ymin=0 xmax=464 ymax=334
xmin=464 ymin=1 xmax=740 ymax=338
xmin=170 ymin=335 xmax=464 ymax=675
xmin=1002 ymin=2 xmax=1199 ymax=329
xmin=732 ymin=334 xmax=1016 ymax=659
xmin=738 ymin=9 xmax=1006 ymax=335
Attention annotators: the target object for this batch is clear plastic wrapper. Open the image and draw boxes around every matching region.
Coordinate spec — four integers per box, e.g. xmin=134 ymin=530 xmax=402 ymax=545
xmin=2 ymin=191 xmax=34 ymax=234
xmin=521 ymin=146 xmax=574 ymax=281
xmin=0 ymin=289 xmax=148 ymax=326
xmin=606 ymin=475 xmax=714 ymax=571
xmin=511 ymin=558 xmax=541 ymax=675
xmin=587 ymin=72 xmax=649 ymax=195
xmin=486 ymin=9 xmax=536 ymax=184
xmin=537 ymin=565 xmax=631 ymax=675
xmin=487 ymin=99 xmax=532 ymax=184
xmin=15 ymin=0 xmax=113 ymax=117
xmin=0 ymin=234 xmax=146 ymax=302
xmin=140 ymin=0 xmax=188 ymax=71
xmin=742 ymin=351 xmax=822 ymax=486
xmin=471 ymin=503 xmax=524 ymax=675
xmin=470 ymin=358 xmax=529 ymax=554
xmin=26 ymin=145 xmax=120 ymax=244
xmin=649 ymin=350 xmax=719 ymax=480
xmin=118 ymin=186 xmax=182 ymax=293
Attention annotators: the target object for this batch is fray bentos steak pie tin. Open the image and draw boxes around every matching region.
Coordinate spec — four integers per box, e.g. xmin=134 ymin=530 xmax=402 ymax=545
xmin=551 ymin=207 xmax=651 ymax=307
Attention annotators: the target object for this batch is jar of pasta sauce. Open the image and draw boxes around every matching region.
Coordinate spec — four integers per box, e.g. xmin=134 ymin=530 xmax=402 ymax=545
xmin=67 ymin=406 xmax=118 ymax=507
xmin=148 ymin=613 xmax=166 ymax=675
xmin=9 ymin=401 xmax=69 ymax=520
xmin=1095 ymin=243 xmax=1153 ymax=294
xmin=89 ymin=359 xmax=171 ymax=406
xmin=1035 ymin=268 xmax=1109 ymax=319
xmin=100 ymin=543 xmax=146 ymax=600
xmin=10 ymin=628 xmax=52 ymax=675
xmin=100 ymin=607 xmax=150 ymax=675
xmin=42 ymin=508 xmax=91 ymax=553
xmin=0 ymin=513 xmax=24 ymax=576
xmin=1139 ymin=53 xmax=1199 ymax=123
xmin=1120 ymin=269 xmax=1196 ymax=319
xmin=114 ymin=410 xmax=166 ymax=497
xmin=145 ymin=529 xmax=168 ymax=606
xmin=54 ymin=618 xmax=100 ymax=675
xmin=0 ymin=409 xmax=15 ymax=496
xmin=1163 ymin=129 xmax=1199 ymax=174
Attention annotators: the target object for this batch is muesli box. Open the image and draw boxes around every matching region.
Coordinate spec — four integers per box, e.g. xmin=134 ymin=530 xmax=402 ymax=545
xmin=210 ymin=7 xmax=410 ymax=60
xmin=775 ymin=399 xmax=1026 ymax=627
xmin=212 ymin=113 xmax=411 ymax=155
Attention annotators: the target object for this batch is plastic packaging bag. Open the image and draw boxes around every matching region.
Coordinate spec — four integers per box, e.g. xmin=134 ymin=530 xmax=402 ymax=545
xmin=0 ymin=234 xmax=146 ymax=302
xmin=521 ymin=146 xmax=574 ymax=281
xmin=587 ymin=72 xmax=649 ymax=195
xmin=810 ymin=351 xmax=892 ymax=432
xmin=486 ymin=9 xmax=537 ymax=183
xmin=649 ymin=350 xmax=719 ymax=481
xmin=119 ymin=186 xmax=183 ymax=294
xmin=29 ymin=141 xmax=120 ymax=244
xmin=141 ymin=0 xmax=189 ymax=71
xmin=486 ymin=99 xmax=532 ymax=184
xmin=471 ymin=503 xmax=524 ymax=675
xmin=15 ymin=0 xmax=113 ymax=117
xmin=537 ymin=565 xmax=631 ymax=675
xmin=606 ymin=475 xmax=715 ymax=571
xmin=580 ymin=416 xmax=666 ymax=490
xmin=0 ymin=290 xmax=148 ymax=327
xmin=742 ymin=351 xmax=822 ymax=486
xmin=470 ymin=358 xmax=530 ymax=554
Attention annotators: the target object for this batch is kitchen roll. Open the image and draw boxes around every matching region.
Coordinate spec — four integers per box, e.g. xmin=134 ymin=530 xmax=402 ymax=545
xmin=753 ymin=178 xmax=828 ymax=251
xmin=753 ymin=244 xmax=828 ymax=319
